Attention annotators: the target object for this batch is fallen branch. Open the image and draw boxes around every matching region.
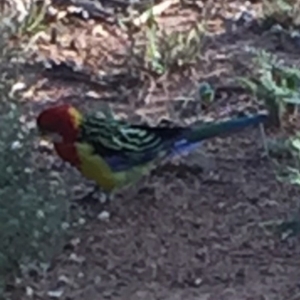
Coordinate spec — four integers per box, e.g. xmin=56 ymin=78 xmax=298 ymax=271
xmin=132 ymin=0 xmax=179 ymax=27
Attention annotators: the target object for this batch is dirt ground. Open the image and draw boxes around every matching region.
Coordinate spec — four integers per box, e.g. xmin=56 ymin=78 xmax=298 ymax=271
xmin=8 ymin=1 xmax=300 ymax=299
xmin=16 ymin=133 xmax=300 ymax=300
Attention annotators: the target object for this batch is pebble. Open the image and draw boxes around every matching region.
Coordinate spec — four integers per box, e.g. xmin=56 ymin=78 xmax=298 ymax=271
xmin=47 ymin=289 xmax=64 ymax=298
xmin=26 ymin=286 xmax=34 ymax=297
xmin=97 ymin=210 xmax=110 ymax=221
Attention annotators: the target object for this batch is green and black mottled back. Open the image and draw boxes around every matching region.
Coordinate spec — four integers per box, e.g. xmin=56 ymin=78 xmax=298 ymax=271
xmin=78 ymin=112 xmax=268 ymax=172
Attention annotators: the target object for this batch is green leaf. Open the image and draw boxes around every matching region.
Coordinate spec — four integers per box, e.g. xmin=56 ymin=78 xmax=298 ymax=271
xmin=291 ymin=138 xmax=300 ymax=151
xmin=283 ymin=95 xmax=300 ymax=104
xmin=236 ymin=77 xmax=258 ymax=94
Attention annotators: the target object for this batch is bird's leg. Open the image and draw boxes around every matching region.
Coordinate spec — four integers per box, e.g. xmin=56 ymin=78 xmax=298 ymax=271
xmin=91 ymin=186 xmax=115 ymax=202
xmin=74 ymin=184 xmax=100 ymax=205
xmin=74 ymin=184 xmax=112 ymax=204
xmin=96 ymin=191 xmax=116 ymax=213
xmin=98 ymin=190 xmax=114 ymax=204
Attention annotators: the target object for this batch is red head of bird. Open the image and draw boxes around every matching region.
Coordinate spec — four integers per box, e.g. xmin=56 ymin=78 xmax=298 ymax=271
xmin=36 ymin=104 xmax=83 ymax=143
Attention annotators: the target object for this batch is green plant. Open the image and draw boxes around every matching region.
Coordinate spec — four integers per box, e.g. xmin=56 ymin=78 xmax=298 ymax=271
xmin=0 ymin=15 xmax=69 ymax=295
xmin=145 ymin=21 xmax=204 ymax=75
xmin=262 ymin=0 xmax=300 ymax=27
xmin=237 ymin=49 xmax=300 ymax=128
xmin=18 ymin=0 xmax=48 ymax=36
xmin=3 ymin=0 xmax=49 ymax=38
xmin=125 ymin=6 xmax=205 ymax=76
xmin=275 ymin=135 xmax=300 ymax=182
xmin=269 ymin=133 xmax=300 ymax=238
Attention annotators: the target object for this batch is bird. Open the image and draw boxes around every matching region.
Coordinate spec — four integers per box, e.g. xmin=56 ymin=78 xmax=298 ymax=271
xmin=36 ymin=104 xmax=268 ymax=199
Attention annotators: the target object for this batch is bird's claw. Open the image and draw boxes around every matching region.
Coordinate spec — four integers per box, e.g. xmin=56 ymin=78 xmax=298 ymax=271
xmin=74 ymin=186 xmax=112 ymax=205
xmin=99 ymin=192 xmax=115 ymax=205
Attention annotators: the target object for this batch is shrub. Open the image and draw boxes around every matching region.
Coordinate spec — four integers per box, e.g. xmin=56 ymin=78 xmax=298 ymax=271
xmin=0 ymin=12 xmax=69 ymax=294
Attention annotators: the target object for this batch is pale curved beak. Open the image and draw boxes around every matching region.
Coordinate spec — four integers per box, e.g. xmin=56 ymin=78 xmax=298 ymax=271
xmin=38 ymin=130 xmax=63 ymax=143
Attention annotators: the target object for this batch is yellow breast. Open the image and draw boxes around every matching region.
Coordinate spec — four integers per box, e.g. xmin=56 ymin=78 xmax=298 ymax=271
xmin=75 ymin=143 xmax=117 ymax=192
xmin=75 ymin=142 xmax=157 ymax=192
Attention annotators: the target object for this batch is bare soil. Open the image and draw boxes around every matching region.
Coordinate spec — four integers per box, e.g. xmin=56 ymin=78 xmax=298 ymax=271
xmin=9 ymin=1 xmax=300 ymax=299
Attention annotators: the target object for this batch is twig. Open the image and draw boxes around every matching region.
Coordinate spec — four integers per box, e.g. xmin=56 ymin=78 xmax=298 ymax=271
xmin=259 ymin=123 xmax=269 ymax=157
xmin=132 ymin=0 xmax=179 ymax=27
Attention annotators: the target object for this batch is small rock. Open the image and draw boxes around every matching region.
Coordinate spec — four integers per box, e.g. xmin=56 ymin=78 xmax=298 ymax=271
xmin=194 ymin=278 xmax=202 ymax=286
xmin=77 ymin=272 xmax=84 ymax=278
xmin=24 ymin=167 xmax=32 ymax=174
xmin=99 ymin=193 xmax=108 ymax=204
xmin=217 ymin=202 xmax=226 ymax=209
xmin=26 ymin=286 xmax=34 ymax=297
xmin=47 ymin=289 xmax=64 ymax=298
xmin=11 ymin=141 xmax=22 ymax=150
xmin=48 ymin=5 xmax=58 ymax=16
xmin=36 ymin=210 xmax=45 ymax=219
xmin=78 ymin=218 xmax=86 ymax=225
xmin=69 ymin=253 xmax=85 ymax=264
xmin=97 ymin=211 xmax=110 ymax=221
xmin=61 ymin=222 xmax=70 ymax=230
xmin=86 ymin=91 xmax=101 ymax=98
xmin=58 ymin=275 xmax=70 ymax=285
xmin=10 ymin=82 xmax=26 ymax=97
xmin=57 ymin=10 xmax=68 ymax=19
xmin=70 ymin=237 xmax=81 ymax=247
xmin=25 ymin=120 xmax=36 ymax=130
xmin=39 ymin=139 xmax=52 ymax=148
xmin=92 ymin=24 xmax=108 ymax=37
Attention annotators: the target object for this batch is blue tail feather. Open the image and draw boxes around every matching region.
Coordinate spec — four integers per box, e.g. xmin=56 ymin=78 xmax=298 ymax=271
xmin=106 ymin=113 xmax=268 ymax=171
xmin=169 ymin=113 xmax=268 ymax=157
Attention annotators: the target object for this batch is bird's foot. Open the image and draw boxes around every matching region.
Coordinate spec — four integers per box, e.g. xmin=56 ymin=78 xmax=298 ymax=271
xmin=74 ymin=185 xmax=112 ymax=206
xmin=98 ymin=191 xmax=114 ymax=204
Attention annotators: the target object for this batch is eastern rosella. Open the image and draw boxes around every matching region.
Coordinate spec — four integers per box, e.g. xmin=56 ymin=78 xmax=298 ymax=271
xmin=36 ymin=104 xmax=267 ymax=195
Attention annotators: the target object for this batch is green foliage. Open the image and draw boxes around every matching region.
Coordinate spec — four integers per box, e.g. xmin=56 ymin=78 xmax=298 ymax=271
xmin=2 ymin=0 xmax=48 ymax=38
xmin=17 ymin=0 xmax=48 ymax=36
xmin=0 ymin=98 xmax=70 ymax=292
xmin=119 ymin=2 xmax=205 ymax=75
xmin=259 ymin=0 xmax=300 ymax=49
xmin=270 ymin=134 xmax=300 ymax=238
xmin=145 ymin=22 xmax=204 ymax=75
xmin=238 ymin=48 xmax=300 ymax=237
xmin=263 ymin=0 xmax=293 ymax=18
xmin=0 ymin=19 xmax=69 ymax=294
xmin=275 ymin=135 xmax=300 ymax=183
xmin=237 ymin=49 xmax=300 ymax=128
xmin=262 ymin=0 xmax=300 ymax=27
xmin=125 ymin=8 xmax=205 ymax=76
